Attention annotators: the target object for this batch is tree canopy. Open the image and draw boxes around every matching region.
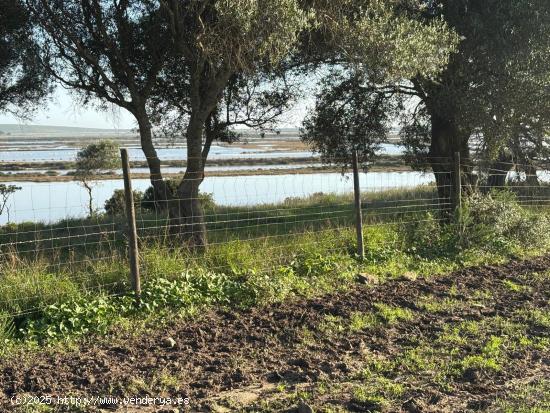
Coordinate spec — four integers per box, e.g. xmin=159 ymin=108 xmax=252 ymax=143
xmin=26 ymin=0 xmax=459 ymax=249
xmin=302 ymin=70 xmax=398 ymax=167
xmin=0 ymin=0 xmax=49 ymax=115
xmin=75 ymin=140 xmax=120 ymax=217
xmin=403 ymin=0 xmax=550 ymax=161
xmin=305 ymin=0 xmax=458 ymax=81
xmin=75 ymin=140 xmax=120 ymax=177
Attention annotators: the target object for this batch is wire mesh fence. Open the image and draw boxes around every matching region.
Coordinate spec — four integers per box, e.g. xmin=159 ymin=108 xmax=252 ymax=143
xmin=1 ymin=151 xmax=549 ymax=323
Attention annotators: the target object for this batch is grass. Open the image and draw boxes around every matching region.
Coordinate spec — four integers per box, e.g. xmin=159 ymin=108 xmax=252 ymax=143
xmin=0 ymin=187 xmax=549 ymax=348
xmin=1 ymin=251 xmax=548 ymax=411
xmin=373 ymin=303 xmax=414 ymax=324
xmin=494 ymin=380 xmax=550 ymax=412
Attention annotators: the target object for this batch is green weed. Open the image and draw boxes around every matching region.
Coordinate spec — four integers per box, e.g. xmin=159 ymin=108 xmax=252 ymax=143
xmin=373 ymin=303 xmax=414 ymax=324
xmin=349 ymin=312 xmax=378 ymax=332
xmin=0 ymin=188 xmax=548 ymax=347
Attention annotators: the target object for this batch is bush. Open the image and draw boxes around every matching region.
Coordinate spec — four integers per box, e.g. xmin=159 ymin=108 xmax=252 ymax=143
xmin=396 ymin=191 xmax=550 ymax=257
xmin=104 ymin=189 xmax=143 ymax=216
xmin=141 ymin=179 xmax=216 ymax=212
xmin=141 ymin=179 xmax=177 ymax=212
xmin=460 ymin=190 xmax=550 ymax=250
xmin=198 ymin=192 xmax=216 ymax=212
xmin=399 ymin=212 xmax=449 ymax=257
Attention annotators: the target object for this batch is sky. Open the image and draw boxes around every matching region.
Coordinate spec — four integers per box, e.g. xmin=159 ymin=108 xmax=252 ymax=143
xmin=0 ymin=86 xmax=308 ymax=130
xmin=0 ymin=87 xmax=136 ymax=129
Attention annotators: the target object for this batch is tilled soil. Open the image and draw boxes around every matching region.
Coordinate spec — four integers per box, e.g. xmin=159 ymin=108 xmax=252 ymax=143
xmin=1 ymin=256 xmax=549 ymax=412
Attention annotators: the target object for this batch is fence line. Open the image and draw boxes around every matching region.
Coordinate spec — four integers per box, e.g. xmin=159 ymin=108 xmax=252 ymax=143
xmin=1 ymin=152 xmax=549 ymax=321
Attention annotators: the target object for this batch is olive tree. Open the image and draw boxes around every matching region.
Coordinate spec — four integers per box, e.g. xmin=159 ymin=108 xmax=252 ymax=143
xmin=149 ymin=66 xmax=302 ymax=173
xmin=75 ymin=140 xmax=119 ymax=217
xmin=29 ymin=0 xmax=305 ymax=250
xmin=158 ymin=0 xmax=458 ymax=248
xmin=27 ymin=0 xmax=174 ymax=202
xmin=478 ymin=65 xmax=550 ymax=188
xmin=155 ymin=0 xmax=310 ymax=248
xmin=0 ymin=0 xmax=49 ymax=115
xmin=400 ymin=0 xmax=550 ymax=203
xmin=0 ymin=0 xmax=48 ymax=225
xmin=299 ymin=1 xmax=458 ymax=176
xmin=302 ymin=71 xmax=398 ymax=167
xmin=29 ymin=0 xmax=457 ymax=250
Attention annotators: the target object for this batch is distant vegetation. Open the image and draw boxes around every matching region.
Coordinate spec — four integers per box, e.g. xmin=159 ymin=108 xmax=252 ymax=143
xmin=0 ymin=184 xmax=20 ymax=223
xmin=75 ymin=140 xmax=120 ymax=217
xmin=0 ymin=124 xmax=133 ymax=135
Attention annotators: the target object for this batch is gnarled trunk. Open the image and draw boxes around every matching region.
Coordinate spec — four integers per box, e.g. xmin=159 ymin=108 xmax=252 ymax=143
xmin=429 ymin=114 xmax=473 ymax=215
xmin=169 ymin=113 xmax=208 ymax=250
xmin=486 ymin=150 xmax=513 ymax=191
xmin=166 ymin=64 xmax=232 ymax=251
xmin=136 ymin=113 xmax=171 ymax=209
xmin=134 ymin=105 xmax=212 ymax=251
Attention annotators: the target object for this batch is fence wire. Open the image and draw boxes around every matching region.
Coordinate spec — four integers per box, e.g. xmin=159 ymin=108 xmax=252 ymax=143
xmin=0 ymin=154 xmax=549 ymax=322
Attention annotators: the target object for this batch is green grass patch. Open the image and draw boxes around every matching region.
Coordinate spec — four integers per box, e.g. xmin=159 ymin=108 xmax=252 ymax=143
xmin=0 ymin=189 xmax=549 ymax=348
xmin=416 ymin=295 xmax=464 ymax=313
xmin=373 ymin=303 xmax=414 ymax=324
xmin=493 ymin=379 xmax=550 ymax=412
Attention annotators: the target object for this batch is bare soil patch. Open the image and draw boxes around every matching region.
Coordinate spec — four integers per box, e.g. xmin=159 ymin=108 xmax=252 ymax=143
xmin=1 ymin=256 xmax=549 ymax=412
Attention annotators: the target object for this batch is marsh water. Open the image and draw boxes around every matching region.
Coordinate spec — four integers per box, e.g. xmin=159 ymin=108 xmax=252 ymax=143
xmin=0 ymin=143 xmax=405 ymax=162
xmin=3 ymin=142 xmax=547 ymax=225
xmin=0 ymin=171 xmax=435 ymax=225
xmin=0 ymin=142 xmax=416 ymax=224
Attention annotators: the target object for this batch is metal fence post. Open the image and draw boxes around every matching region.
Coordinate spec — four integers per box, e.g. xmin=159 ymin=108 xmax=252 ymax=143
xmin=120 ymin=148 xmax=141 ymax=305
xmin=352 ymin=150 xmax=365 ymax=260
xmin=453 ymin=151 xmax=463 ymax=223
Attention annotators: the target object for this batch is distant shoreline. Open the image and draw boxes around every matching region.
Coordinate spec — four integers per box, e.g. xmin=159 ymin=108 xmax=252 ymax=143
xmin=0 ymin=166 xmax=414 ymax=183
xmin=0 ymin=153 xmax=410 ymax=181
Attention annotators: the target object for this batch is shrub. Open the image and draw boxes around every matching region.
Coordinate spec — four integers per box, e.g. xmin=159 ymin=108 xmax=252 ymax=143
xmin=141 ymin=179 xmax=216 ymax=212
xmin=460 ymin=190 xmax=550 ymax=250
xmin=399 ymin=212 xmax=447 ymax=256
xmin=104 ymin=189 xmax=143 ymax=216
xmin=141 ymin=179 xmax=178 ymax=212
xmin=198 ymin=192 xmax=216 ymax=212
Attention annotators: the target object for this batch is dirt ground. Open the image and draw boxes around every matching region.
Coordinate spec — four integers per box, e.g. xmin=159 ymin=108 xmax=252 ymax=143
xmin=1 ymin=256 xmax=549 ymax=412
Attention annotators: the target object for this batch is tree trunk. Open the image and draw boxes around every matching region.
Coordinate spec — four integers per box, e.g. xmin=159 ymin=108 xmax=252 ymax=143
xmin=200 ymin=110 xmax=220 ymax=181
xmin=136 ymin=113 xmax=171 ymax=209
xmin=524 ymin=164 xmax=540 ymax=187
xmin=84 ymin=182 xmax=94 ymax=217
xmin=167 ymin=65 xmax=232 ymax=251
xmin=486 ymin=150 xmax=513 ymax=191
xmin=170 ymin=113 xmax=208 ymax=250
xmin=429 ymin=114 xmax=473 ymax=215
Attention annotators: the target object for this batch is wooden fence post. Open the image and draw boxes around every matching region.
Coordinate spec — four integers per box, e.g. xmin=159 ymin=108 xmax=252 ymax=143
xmin=352 ymin=150 xmax=365 ymax=260
xmin=453 ymin=151 xmax=463 ymax=223
xmin=120 ymin=148 xmax=141 ymax=305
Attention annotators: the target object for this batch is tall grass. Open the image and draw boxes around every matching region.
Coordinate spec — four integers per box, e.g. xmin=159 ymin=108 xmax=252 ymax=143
xmin=0 ymin=186 xmax=549 ymax=345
